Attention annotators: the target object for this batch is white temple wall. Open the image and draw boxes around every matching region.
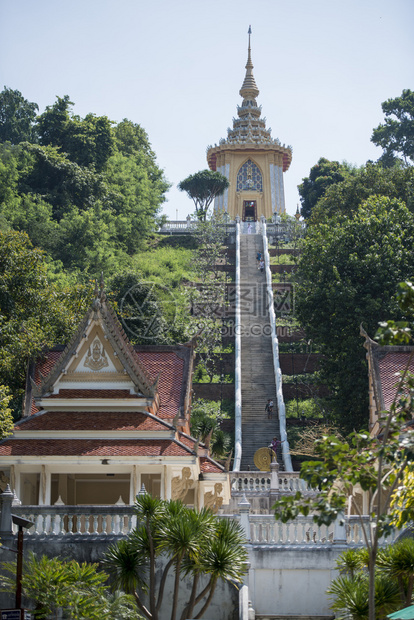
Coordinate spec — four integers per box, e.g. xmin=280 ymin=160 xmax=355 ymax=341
xmin=214 ymin=163 xmax=230 ymax=213
xmin=247 ymin=545 xmax=340 ymax=617
xmin=278 ymin=164 xmax=285 ymax=212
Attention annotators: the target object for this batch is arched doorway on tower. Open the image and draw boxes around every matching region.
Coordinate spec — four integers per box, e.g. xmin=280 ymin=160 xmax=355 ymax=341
xmin=243 ymin=200 xmax=257 ymax=222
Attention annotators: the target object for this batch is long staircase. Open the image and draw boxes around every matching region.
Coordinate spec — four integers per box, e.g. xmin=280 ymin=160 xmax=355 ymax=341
xmin=239 ymin=233 xmax=282 ymax=470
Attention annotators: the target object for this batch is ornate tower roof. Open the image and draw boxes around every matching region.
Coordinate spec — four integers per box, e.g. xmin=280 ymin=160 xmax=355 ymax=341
xmin=239 ymin=26 xmax=259 ymax=101
xmin=207 ymin=27 xmax=292 ymax=172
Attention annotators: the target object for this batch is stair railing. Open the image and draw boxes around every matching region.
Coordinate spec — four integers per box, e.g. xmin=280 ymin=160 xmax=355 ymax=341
xmin=233 ymin=216 xmax=242 ymax=471
xmin=261 ymin=217 xmax=293 ymax=471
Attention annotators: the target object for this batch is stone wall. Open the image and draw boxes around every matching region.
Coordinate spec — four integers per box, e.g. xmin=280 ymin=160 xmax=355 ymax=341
xmin=247 ymin=545 xmax=340 ymax=618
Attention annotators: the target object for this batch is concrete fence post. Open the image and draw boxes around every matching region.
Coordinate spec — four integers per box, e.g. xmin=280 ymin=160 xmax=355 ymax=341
xmin=238 ymin=494 xmax=251 ymax=542
xmin=270 ymin=461 xmax=280 ymax=506
xmin=239 ymin=584 xmax=249 ymax=620
xmin=270 ymin=461 xmax=280 ymax=491
xmin=0 ymin=484 xmax=14 ymax=534
xmin=333 ymin=512 xmax=347 ymax=545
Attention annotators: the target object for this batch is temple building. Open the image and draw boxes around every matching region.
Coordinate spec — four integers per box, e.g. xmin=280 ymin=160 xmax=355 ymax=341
xmin=361 ymin=327 xmax=414 ymax=437
xmin=207 ymin=27 xmax=292 ymax=222
xmin=0 ymin=282 xmax=230 ymax=513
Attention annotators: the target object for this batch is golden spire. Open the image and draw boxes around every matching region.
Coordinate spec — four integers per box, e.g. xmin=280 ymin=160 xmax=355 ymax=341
xmin=239 ymin=25 xmax=259 ymax=100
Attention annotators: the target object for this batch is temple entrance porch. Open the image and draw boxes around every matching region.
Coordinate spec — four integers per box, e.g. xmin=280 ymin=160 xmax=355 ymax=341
xmin=242 ymin=200 xmax=257 ymax=221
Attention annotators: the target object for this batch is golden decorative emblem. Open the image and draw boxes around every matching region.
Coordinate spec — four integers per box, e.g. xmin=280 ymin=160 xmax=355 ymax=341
xmin=171 ymin=467 xmax=193 ymax=501
xmin=84 ymin=338 xmax=109 ymax=371
xmin=204 ymin=483 xmax=223 ymax=514
xmin=254 ymin=447 xmax=276 ymax=471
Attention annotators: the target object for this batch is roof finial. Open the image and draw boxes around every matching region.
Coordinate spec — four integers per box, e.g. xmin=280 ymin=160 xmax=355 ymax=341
xmin=247 ymin=25 xmax=253 ymax=67
xmin=240 ymin=26 xmax=259 ymax=100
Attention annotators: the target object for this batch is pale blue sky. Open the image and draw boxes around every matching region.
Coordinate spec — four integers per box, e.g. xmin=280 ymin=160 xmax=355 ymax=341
xmin=1 ymin=0 xmax=413 ymax=220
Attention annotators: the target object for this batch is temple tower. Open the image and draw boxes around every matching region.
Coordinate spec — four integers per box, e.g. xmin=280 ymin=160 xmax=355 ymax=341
xmin=207 ymin=27 xmax=292 ymax=221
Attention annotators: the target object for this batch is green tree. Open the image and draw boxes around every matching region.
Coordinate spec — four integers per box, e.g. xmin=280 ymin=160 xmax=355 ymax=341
xmin=0 ymin=101 xmax=169 ymax=274
xmin=295 ymin=196 xmax=414 ymax=431
xmin=18 ymin=143 xmax=110 ymax=219
xmin=313 ymin=162 xmax=414 ymax=220
xmin=104 ymin=149 xmax=169 ymax=253
xmin=0 ymin=87 xmax=38 ymax=144
xmin=0 ymin=230 xmax=92 ymax=411
xmin=36 ymin=95 xmax=114 ymax=171
xmin=0 ymin=553 xmax=142 ymax=619
xmin=104 ymin=494 xmax=247 ymax=620
xmin=298 ymin=157 xmax=350 ymax=219
xmin=328 ymin=541 xmax=414 ymax=618
xmin=178 ymin=170 xmax=229 ymax=221
xmin=113 ymin=119 xmax=154 ymax=157
xmin=0 ymin=143 xmax=21 ymax=224
xmin=327 ymin=573 xmax=400 ymax=620
xmin=377 ymin=539 xmax=414 ymax=607
xmin=273 ymin=282 xmax=414 ymax=620
xmin=36 ymin=95 xmax=72 ymax=149
xmin=190 ymin=215 xmax=227 ymax=382
xmin=371 ymin=89 xmax=414 ymax=166
xmin=107 ymin=272 xmax=174 ymax=345
xmin=0 ymin=385 xmax=14 ymax=439
xmin=190 ymin=399 xmax=232 ymax=459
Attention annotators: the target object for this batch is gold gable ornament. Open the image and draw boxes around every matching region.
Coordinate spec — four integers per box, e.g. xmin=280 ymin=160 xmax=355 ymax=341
xmin=84 ymin=338 xmax=109 ymax=371
xmin=204 ymin=483 xmax=223 ymax=514
xmin=171 ymin=467 xmax=193 ymax=501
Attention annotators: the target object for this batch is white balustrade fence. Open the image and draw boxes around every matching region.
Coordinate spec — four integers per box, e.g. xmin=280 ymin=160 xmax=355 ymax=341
xmin=233 ymin=218 xmax=242 ymax=471
xmin=230 ymin=471 xmax=314 ymax=495
xmin=278 ymin=474 xmax=312 ymax=494
xmin=231 ymin=474 xmax=271 ymax=493
xmin=248 ymin=515 xmax=333 ymax=545
xmin=12 ymin=505 xmax=137 ymax=536
xmin=8 ymin=505 xmax=399 ymax=547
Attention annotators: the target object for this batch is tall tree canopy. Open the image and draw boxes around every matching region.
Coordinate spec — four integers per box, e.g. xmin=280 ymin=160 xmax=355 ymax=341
xmin=0 ymin=87 xmax=38 ymax=144
xmin=0 ymin=89 xmax=169 ymax=274
xmin=298 ymin=157 xmax=350 ymax=219
xmin=178 ymin=170 xmax=229 ymax=221
xmin=36 ymin=95 xmax=114 ymax=171
xmin=312 ymin=161 xmax=414 ymax=221
xmin=371 ymin=89 xmax=414 ymax=166
xmin=0 ymin=230 xmax=92 ymax=412
xmin=295 ymin=196 xmax=414 ymax=431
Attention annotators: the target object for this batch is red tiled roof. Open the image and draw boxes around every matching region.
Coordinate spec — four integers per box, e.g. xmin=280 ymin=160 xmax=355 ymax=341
xmin=0 ymin=439 xmax=192 ymax=457
xmin=199 ymin=457 xmax=224 ymax=473
xmin=31 ymin=350 xmax=65 ymax=415
xmin=34 ymin=351 xmax=64 ymax=386
xmin=15 ymin=412 xmax=170 ymax=432
xmin=378 ymin=352 xmax=414 ymax=410
xmin=135 ymin=351 xmax=184 ymax=419
xmin=46 ymin=389 xmax=137 ymax=399
xmin=178 ymin=433 xmax=197 ymax=450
